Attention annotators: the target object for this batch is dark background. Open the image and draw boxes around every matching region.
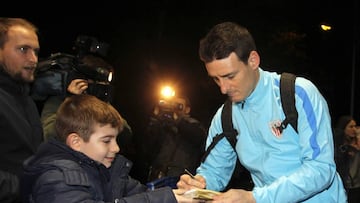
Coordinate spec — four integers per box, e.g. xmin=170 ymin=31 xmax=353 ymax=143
xmin=5 ymin=0 xmax=360 ymax=130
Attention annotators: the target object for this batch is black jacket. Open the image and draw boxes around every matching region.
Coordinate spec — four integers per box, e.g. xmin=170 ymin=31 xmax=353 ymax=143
xmin=0 ymin=68 xmax=43 ymax=203
xmin=21 ymin=139 xmax=177 ymax=203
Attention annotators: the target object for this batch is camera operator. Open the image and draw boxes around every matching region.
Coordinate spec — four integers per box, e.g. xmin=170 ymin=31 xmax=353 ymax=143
xmin=31 ymin=36 xmax=135 ymax=160
xmin=39 ymin=54 xmax=116 ymax=140
xmin=141 ymin=96 xmax=207 ymax=188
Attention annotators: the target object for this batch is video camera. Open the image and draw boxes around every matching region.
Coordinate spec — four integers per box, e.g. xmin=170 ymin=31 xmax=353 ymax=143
xmin=31 ymin=36 xmax=113 ymax=102
xmin=156 ymin=98 xmax=186 ymax=120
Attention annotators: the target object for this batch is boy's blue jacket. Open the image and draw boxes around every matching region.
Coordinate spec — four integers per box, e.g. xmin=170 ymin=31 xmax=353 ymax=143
xmin=198 ymin=68 xmax=347 ymax=202
xmin=21 ymin=138 xmax=177 ymax=203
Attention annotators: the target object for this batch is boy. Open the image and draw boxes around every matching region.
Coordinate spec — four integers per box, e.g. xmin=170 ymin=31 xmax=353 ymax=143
xmin=21 ymin=94 xmax=184 ymax=202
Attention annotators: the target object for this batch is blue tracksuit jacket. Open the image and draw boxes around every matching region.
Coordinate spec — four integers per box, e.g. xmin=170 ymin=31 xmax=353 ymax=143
xmin=197 ymin=68 xmax=347 ymax=203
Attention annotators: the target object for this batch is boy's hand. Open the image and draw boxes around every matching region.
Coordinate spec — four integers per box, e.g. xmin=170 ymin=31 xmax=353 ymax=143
xmin=173 ymin=189 xmax=208 ymax=203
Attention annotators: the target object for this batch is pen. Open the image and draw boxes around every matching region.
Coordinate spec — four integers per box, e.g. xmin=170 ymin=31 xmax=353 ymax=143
xmin=184 ymin=168 xmax=195 ymax=179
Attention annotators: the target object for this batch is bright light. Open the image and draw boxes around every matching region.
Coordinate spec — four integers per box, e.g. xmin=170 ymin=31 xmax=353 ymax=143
xmin=321 ymin=24 xmax=332 ymax=31
xmin=161 ymin=85 xmax=175 ymax=99
xmin=108 ymin=72 xmax=113 ymax=82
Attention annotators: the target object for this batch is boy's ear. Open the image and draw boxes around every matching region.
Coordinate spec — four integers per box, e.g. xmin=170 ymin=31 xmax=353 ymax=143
xmin=66 ymin=133 xmax=82 ymax=151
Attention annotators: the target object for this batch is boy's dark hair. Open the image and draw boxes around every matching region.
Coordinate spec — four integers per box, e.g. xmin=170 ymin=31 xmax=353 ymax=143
xmin=55 ymin=94 xmax=123 ymax=142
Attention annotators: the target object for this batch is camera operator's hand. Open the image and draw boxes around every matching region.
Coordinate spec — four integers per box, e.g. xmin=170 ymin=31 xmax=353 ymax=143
xmin=67 ymin=79 xmax=88 ymax=95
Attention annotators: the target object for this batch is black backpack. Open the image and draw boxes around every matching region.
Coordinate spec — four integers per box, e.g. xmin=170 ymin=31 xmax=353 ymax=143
xmin=201 ymin=72 xmax=298 ymax=191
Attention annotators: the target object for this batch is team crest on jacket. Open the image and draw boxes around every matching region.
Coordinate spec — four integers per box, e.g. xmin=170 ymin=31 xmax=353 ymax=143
xmin=269 ymin=120 xmax=283 ymax=138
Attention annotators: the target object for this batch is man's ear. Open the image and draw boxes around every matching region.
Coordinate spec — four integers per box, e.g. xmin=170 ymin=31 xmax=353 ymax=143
xmin=66 ymin=133 xmax=82 ymax=151
xmin=184 ymin=106 xmax=191 ymax=114
xmin=248 ymin=51 xmax=260 ymax=68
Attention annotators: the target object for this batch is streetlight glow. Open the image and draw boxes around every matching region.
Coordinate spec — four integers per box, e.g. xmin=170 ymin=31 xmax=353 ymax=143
xmin=321 ymin=24 xmax=332 ymax=31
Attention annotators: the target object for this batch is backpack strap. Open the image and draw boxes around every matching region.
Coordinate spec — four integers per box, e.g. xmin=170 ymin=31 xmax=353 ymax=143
xmin=221 ymin=99 xmax=238 ymax=149
xmin=200 ymin=99 xmax=252 ymax=190
xmin=279 ymin=72 xmax=298 ymax=133
xmin=201 ymin=99 xmax=237 ymax=163
xmin=200 ymin=133 xmax=225 ymax=163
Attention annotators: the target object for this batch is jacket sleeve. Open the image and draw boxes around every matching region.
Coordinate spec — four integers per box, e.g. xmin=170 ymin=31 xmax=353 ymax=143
xmin=41 ymin=96 xmax=64 ymax=141
xmin=31 ymin=169 xmax=106 ymax=203
xmin=30 ymin=162 xmax=177 ymax=203
xmin=111 ymin=175 xmax=177 ymax=203
xmin=110 ymin=155 xmax=178 ymax=203
xmin=119 ymin=186 xmax=177 ymax=203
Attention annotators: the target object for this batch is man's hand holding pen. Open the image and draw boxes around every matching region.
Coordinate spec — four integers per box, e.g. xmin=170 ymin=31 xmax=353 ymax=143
xmin=184 ymin=169 xmax=196 ymax=179
xmin=177 ymin=169 xmax=206 ymax=190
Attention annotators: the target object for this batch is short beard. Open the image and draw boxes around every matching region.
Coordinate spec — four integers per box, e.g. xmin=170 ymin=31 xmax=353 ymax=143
xmin=13 ymin=71 xmax=34 ymax=84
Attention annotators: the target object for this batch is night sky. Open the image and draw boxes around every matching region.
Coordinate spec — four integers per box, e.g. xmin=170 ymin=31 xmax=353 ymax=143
xmin=5 ymin=0 xmax=360 ymax=130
